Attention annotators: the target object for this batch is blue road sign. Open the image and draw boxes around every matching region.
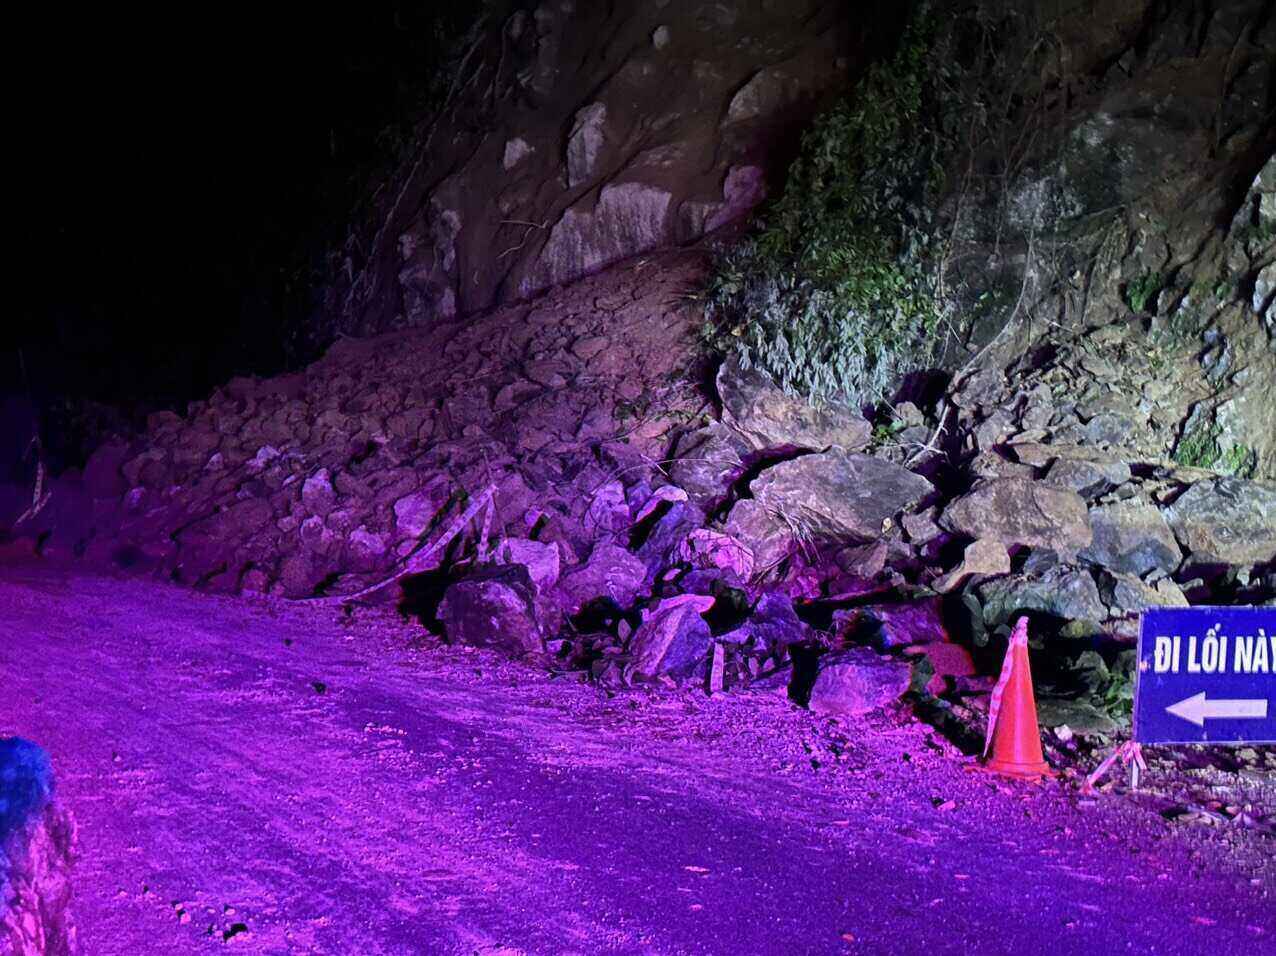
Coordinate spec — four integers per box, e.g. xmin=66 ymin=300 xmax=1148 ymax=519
xmin=1136 ymin=606 xmax=1276 ymax=746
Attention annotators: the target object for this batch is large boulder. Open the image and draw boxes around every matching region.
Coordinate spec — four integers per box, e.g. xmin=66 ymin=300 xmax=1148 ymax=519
xmin=1 ymin=738 xmax=77 ymax=956
xmin=1163 ymin=478 xmax=1276 ymax=566
xmin=437 ymin=565 xmax=544 ymax=658
xmin=716 ymin=356 xmax=871 ymax=452
xmin=942 ymin=478 xmax=1092 ymax=558
xmin=805 ymin=649 xmax=912 ymax=716
xmin=1079 ymin=500 xmax=1183 ymax=577
xmin=747 ymin=450 xmax=933 ymax=544
xmin=978 ymin=567 xmax=1106 ymax=627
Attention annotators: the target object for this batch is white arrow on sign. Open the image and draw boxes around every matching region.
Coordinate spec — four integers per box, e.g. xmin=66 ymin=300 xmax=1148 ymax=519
xmin=1165 ymin=692 xmax=1269 ymax=728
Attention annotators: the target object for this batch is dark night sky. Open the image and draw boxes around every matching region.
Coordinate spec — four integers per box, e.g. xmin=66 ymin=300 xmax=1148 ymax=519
xmin=10 ymin=4 xmax=466 ymax=427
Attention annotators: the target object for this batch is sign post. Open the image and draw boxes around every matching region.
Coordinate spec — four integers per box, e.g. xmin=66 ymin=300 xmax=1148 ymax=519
xmin=1135 ymin=606 xmax=1276 ymax=748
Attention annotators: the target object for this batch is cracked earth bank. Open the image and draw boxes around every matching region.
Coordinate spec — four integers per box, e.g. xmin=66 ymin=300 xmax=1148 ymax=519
xmin=1 ymin=563 xmax=1272 ymax=955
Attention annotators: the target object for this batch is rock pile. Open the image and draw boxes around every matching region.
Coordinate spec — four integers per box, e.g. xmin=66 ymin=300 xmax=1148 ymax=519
xmin=7 ymin=241 xmax=1276 ymax=729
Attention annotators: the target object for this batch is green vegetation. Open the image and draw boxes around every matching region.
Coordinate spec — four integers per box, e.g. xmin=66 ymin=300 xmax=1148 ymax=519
xmin=1218 ymin=442 xmax=1257 ymax=478
xmin=1174 ymin=420 xmax=1222 ymax=469
xmin=1124 ymin=270 xmax=1163 ymax=314
xmin=1172 ymin=420 xmax=1256 ymax=477
xmin=701 ymin=9 xmax=962 ymax=408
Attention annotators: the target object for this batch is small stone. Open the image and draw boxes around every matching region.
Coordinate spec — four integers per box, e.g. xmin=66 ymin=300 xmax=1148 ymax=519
xmin=301 ymin=469 xmax=336 ymax=517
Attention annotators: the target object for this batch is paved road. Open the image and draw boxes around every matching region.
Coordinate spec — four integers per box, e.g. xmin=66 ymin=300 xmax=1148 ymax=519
xmin=0 ymin=563 xmax=1271 ymax=954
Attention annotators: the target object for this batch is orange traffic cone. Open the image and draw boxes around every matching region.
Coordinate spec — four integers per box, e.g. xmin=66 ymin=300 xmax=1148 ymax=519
xmin=983 ymin=616 xmax=1051 ymax=780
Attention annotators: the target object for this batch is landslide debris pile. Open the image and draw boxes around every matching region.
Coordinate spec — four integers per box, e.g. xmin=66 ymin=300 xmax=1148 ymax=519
xmin=11 ymin=236 xmax=1276 ymax=743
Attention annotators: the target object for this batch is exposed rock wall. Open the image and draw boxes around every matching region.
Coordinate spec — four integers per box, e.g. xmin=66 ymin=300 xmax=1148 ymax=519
xmin=315 ymin=0 xmax=875 ymax=346
xmin=940 ymin=1 xmax=1274 ymax=452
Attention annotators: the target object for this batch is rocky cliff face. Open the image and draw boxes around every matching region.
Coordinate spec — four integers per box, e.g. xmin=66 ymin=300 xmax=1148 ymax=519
xmin=315 ymin=0 xmax=873 ymax=345
xmin=940 ymin=0 xmax=1275 ymax=475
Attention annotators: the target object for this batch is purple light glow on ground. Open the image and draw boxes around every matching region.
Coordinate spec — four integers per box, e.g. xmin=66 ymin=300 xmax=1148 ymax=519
xmin=1 ymin=560 xmax=1272 ymax=953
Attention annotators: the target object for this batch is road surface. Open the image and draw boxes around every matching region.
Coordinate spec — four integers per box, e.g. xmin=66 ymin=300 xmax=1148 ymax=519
xmin=0 ymin=561 xmax=1271 ymax=954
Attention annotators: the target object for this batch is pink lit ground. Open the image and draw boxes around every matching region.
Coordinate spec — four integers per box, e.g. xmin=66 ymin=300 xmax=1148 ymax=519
xmin=1 ymin=560 xmax=1272 ymax=954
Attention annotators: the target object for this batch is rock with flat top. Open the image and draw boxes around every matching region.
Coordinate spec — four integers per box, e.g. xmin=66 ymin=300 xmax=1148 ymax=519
xmin=717 ymin=356 xmax=871 ymax=452
xmin=806 ymin=649 xmax=911 ymax=716
xmin=748 ymin=450 xmax=933 ymax=544
xmin=942 ymin=479 xmax=1091 ymax=558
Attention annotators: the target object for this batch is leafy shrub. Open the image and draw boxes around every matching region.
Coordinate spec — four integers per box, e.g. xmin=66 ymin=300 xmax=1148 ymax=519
xmin=1124 ymin=271 xmax=1163 ymax=314
xmin=701 ymin=10 xmax=960 ymax=408
xmin=1172 ymin=420 xmax=1256 ymax=477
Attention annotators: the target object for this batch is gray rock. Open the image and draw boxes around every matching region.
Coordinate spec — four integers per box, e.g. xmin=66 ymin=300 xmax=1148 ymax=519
xmin=722 ymin=498 xmax=790 ymax=571
xmin=859 ymin=599 xmax=948 ymax=649
xmin=1035 ymin=697 xmax=1119 ymax=735
xmin=1079 ymin=500 xmax=1182 ymax=576
xmin=935 ymin=538 xmax=1011 ymax=593
xmin=345 ymin=527 xmax=388 ymax=573
xmin=668 ymin=422 xmax=745 ymax=510
xmin=566 ymin=103 xmax=607 ymax=187
xmin=835 ymin=540 xmax=888 ymax=578
xmin=1043 ymin=457 xmax=1132 ymax=499
xmin=523 ymin=182 xmax=674 ymax=293
xmin=555 ymin=541 xmax=648 ymax=612
xmin=901 ymin=509 xmax=942 ymax=545
xmin=629 ymin=594 xmax=714 ymax=678
xmin=0 ymin=738 xmax=77 ymax=956
xmin=437 ymin=565 xmax=544 ymax=658
xmin=745 ymin=590 xmax=807 ymax=651
xmin=1106 ymin=572 xmax=1189 ymax=613
xmin=749 ymin=450 xmax=933 ymax=544
xmin=1083 ymin=413 xmax=1137 ymax=446
xmin=502 ymin=137 xmax=532 ymax=170
xmin=705 ymin=165 xmax=768 ymax=232
xmin=725 ymin=68 xmax=799 ymax=124
xmin=716 ymin=355 xmax=870 ymax=452
xmin=1164 ymin=477 xmax=1276 ymax=565
xmin=942 ymin=478 xmax=1092 ymax=558
xmin=392 ymin=486 xmax=447 ymax=541
xmin=979 ymin=567 xmax=1105 ymax=626
xmin=641 ymin=498 xmax=703 ymax=564
xmin=496 ymin=538 xmax=561 ymax=594
xmin=806 ymin=648 xmax=912 ymax=716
